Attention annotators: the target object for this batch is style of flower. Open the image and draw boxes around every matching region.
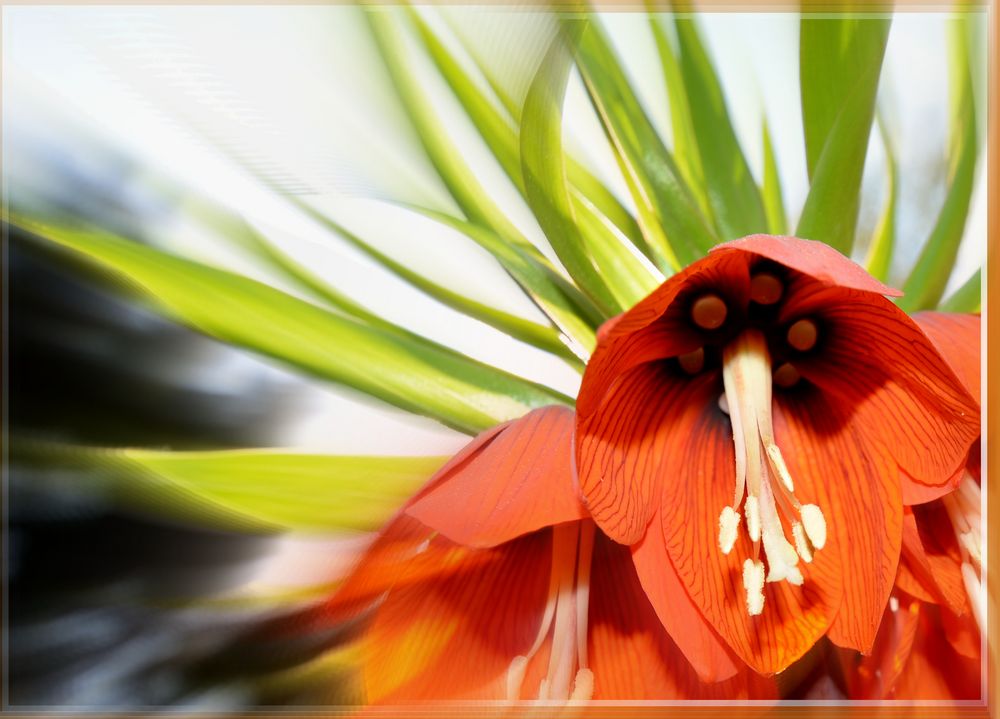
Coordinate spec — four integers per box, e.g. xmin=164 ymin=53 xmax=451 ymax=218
xmin=321 ymin=407 xmax=774 ymax=702
xmin=575 ymin=235 xmax=980 ymax=677
xmin=837 ymin=312 xmax=982 ymax=700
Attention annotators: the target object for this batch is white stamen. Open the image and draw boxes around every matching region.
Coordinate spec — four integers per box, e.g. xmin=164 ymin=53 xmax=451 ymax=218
xmin=743 ymin=559 xmax=765 ymax=616
xmin=718 ymin=394 xmax=730 ymax=415
xmin=785 ymin=566 xmax=804 ymax=586
xmin=537 ymin=679 xmax=550 ymax=701
xmin=762 ymin=528 xmax=799 ymax=582
xmin=745 ymin=495 xmax=761 ymax=542
xmin=506 ymin=656 xmax=528 ymax=701
xmin=764 ymin=444 xmax=795 ymax=493
xmin=801 ymin=504 xmax=827 ymax=549
xmin=889 ymin=596 xmax=900 ymax=613
xmin=960 ymin=531 xmax=982 ymax=567
xmin=792 ymin=521 xmax=813 ymax=563
xmin=570 ymin=669 xmax=594 ymax=701
xmin=718 ymin=506 xmax=740 ymax=554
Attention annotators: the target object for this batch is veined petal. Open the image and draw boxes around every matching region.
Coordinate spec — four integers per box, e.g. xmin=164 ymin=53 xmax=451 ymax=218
xmin=407 ymin=406 xmax=587 ymax=548
xmin=713 ymin=235 xmax=901 ymax=296
xmin=577 ymin=366 xmax=716 ymax=545
xmin=915 ymin=312 xmax=981 ymax=404
xmin=899 ymin=506 xmax=968 ymax=614
xmin=783 ymin=285 xmax=979 ymax=501
xmin=656 ymin=376 xmax=841 ymax=675
xmin=363 ymin=530 xmax=553 ymax=702
xmin=589 ymin=534 xmax=776 ymax=699
xmin=775 ymin=387 xmax=902 ymax=654
xmin=630 ymin=515 xmax=741 ymax=683
xmin=837 ymin=594 xmax=922 ymax=699
xmin=579 ymin=251 xmax=750 ymax=419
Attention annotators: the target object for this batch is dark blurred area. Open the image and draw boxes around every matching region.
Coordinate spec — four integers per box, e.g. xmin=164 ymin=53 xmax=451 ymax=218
xmin=5 ymin=130 xmax=349 ymax=707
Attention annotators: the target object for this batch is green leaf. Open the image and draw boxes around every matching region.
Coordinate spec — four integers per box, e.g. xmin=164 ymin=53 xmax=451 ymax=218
xmin=576 ymin=20 xmax=719 ymax=271
xmin=17 ymin=216 xmax=573 ymax=434
xmin=410 ymin=207 xmax=598 ymax=356
xmin=672 ymin=17 xmax=768 ymax=239
xmin=863 ymin=116 xmax=897 ymax=282
xmin=939 ymin=268 xmax=981 ymax=314
xmin=520 ymin=22 xmax=627 ymax=316
xmin=20 ymin=443 xmax=445 ymax=534
xmin=649 ymin=16 xmax=711 ymax=223
xmin=290 ymin=199 xmax=582 ymax=366
xmin=899 ymin=17 xmax=981 ymax=312
xmin=761 ymin=118 xmax=788 ymax=236
xmin=797 ymin=17 xmax=890 ymax=254
xmin=409 ymin=9 xmax=652 ymax=274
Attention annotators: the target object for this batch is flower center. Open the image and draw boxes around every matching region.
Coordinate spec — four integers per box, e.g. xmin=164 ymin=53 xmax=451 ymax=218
xmin=717 ymin=328 xmax=827 ymax=616
xmin=942 ymin=472 xmax=983 ymax=630
xmin=506 ymin=522 xmax=595 ymax=702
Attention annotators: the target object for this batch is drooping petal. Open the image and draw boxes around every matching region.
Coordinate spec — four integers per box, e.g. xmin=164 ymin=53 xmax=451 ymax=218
xmin=915 ymin=312 xmax=981 ymax=404
xmin=898 ymin=505 xmax=968 ymax=614
xmin=781 ymin=284 xmax=979 ymax=503
xmin=406 ymin=406 xmax=587 ymax=548
xmin=630 ymin=516 xmax=741 ymax=683
xmin=656 ymin=375 xmax=842 ymax=675
xmin=837 ymin=593 xmax=922 ymax=699
xmin=589 ymin=533 xmax=776 ymax=699
xmin=578 ymin=366 xmax=721 ymax=545
xmin=363 ymin=529 xmax=553 ymax=702
xmin=775 ymin=386 xmax=902 ymax=654
xmin=891 ymin=605 xmax=982 ymax=700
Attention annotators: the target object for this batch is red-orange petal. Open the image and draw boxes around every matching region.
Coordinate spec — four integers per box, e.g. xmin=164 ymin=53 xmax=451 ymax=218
xmin=837 ymin=593 xmax=922 ymax=699
xmin=363 ymin=529 xmax=553 ymax=702
xmin=713 ymin=235 xmax=901 ymax=296
xmin=776 ymin=387 xmax=902 ymax=654
xmin=915 ymin=312 xmax=981 ymax=404
xmin=630 ymin=514 xmax=741 ymax=683
xmin=899 ymin=505 xmax=968 ymax=614
xmin=781 ymin=285 xmax=979 ymax=501
xmin=577 ymin=365 xmax=716 ymax=545
xmin=656 ymin=376 xmax=842 ymax=675
xmin=589 ymin=533 xmax=776 ymax=699
xmin=406 ymin=406 xmax=587 ymax=548
xmin=891 ymin=604 xmax=982 ymax=700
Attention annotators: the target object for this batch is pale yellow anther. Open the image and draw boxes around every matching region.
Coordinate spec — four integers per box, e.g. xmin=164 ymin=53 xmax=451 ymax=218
xmin=785 ymin=566 xmax=804 ymax=586
xmin=718 ymin=506 xmax=740 ymax=554
xmin=750 ymin=273 xmax=783 ymax=305
xmin=692 ymin=294 xmax=728 ymax=330
xmin=745 ymin=495 xmax=761 ymax=543
xmin=801 ymin=504 xmax=827 ymax=550
xmin=678 ymin=347 xmax=705 ymax=375
xmin=788 ymin=319 xmax=818 ymax=352
xmin=743 ymin=559 xmax=765 ymax=616
xmin=506 ymin=656 xmax=529 ymax=701
xmin=570 ymin=669 xmax=594 ymax=702
xmin=792 ymin=521 xmax=813 ymax=563
xmin=889 ymin=596 xmax=900 ymax=613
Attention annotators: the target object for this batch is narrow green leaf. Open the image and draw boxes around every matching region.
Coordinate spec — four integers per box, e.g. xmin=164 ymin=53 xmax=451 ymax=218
xmin=939 ymin=268 xmax=981 ymax=314
xmin=411 ymin=207 xmax=599 ymax=356
xmin=900 ymin=17 xmax=981 ymax=312
xmin=365 ymin=11 xmax=540 ymax=267
xmin=520 ymin=22 xmax=626 ymax=316
xmin=576 ymin=20 xmax=719 ymax=271
xmin=409 ymin=10 xmax=652 ymax=277
xmin=863 ymin=116 xmax=897 ymax=282
xmin=672 ymin=17 xmax=768 ymax=239
xmin=761 ymin=119 xmax=788 ymax=236
xmin=649 ymin=16 xmax=712 ymax=224
xmin=290 ymin=200 xmax=582 ymax=366
xmin=21 ymin=442 xmax=445 ymax=534
xmin=797 ymin=17 xmax=890 ymax=253
xmin=17 ymin=217 xmax=573 ymax=434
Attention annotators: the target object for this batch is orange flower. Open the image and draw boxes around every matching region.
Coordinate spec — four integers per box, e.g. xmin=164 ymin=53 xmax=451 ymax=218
xmin=838 ymin=312 xmax=982 ymax=700
xmin=575 ymin=236 xmax=980 ymax=677
xmin=323 ymin=407 xmax=774 ymax=702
